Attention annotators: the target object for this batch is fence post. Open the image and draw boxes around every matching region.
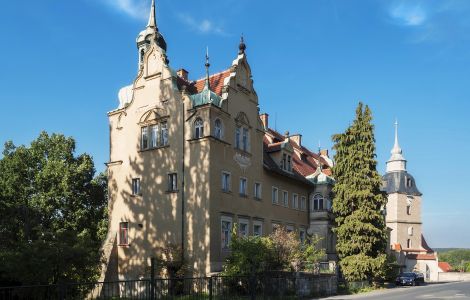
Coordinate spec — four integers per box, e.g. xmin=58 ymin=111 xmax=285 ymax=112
xmin=250 ymin=273 xmax=256 ymax=300
xmin=209 ymin=276 xmax=213 ymax=300
xmin=150 ymin=257 xmax=155 ymax=300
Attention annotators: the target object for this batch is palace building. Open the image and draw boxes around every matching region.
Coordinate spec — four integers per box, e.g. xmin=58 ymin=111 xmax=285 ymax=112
xmin=100 ymin=0 xmax=336 ymax=280
xmin=382 ymin=122 xmax=439 ymax=281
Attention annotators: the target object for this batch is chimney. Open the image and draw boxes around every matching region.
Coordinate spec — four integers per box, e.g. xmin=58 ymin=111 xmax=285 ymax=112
xmin=290 ymin=134 xmax=302 ymax=147
xmin=177 ymin=69 xmax=189 ymax=81
xmin=260 ymin=113 xmax=269 ymax=129
xmin=320 ymin=149 xmax=329 ymax=157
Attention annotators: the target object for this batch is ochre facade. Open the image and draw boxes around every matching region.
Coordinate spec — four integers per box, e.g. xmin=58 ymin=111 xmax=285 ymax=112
xmin=101 ymin=1 xmax=336 ymax=280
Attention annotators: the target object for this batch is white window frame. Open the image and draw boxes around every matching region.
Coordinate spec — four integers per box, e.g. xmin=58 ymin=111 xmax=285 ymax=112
xmin=238 ymin=218 xmax=249 ymax=238
xmin=132 ymin=178 xmax=141 ymax=195
xmin=254 ymin=182 xmax=262 ymax=199
xmin=168 ymin=173 xmax=177 ymax=192
xmin=272 ymin=186 xmax=279 ymax=204
xmin=150 ymin=124 xmax=159 ymax=148
xmin=222 ymin=171 xmax=231 ymax=192
xmin=253 ymin=220 xmax=263 ymax=237
xmin=194 ymin=118 xmax=204 ymax=139
xmin=214 ymin=118 xmax=223 ymax=139
xmin=292 ymin=193 xmax=299 ymax=209
xmin=286 ymin=225 xmax=294 ymax=233
xmin=282 ymin=190 xmax=288 ymax=207
xmin=141 ymin=127 xmax=148 ymax=150
xmin=161 ymin=121 xmax=168 ymax=146
xmin=300 ymin=196 xmax=307 ymax=211
xmin=221 ymin=216 xmax=233 ymax=250
xmin=239 ymin=177 xmax=247 ymax=196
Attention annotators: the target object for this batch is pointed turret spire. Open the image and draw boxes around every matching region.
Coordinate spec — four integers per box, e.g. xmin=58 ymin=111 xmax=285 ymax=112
xmin=147 ymin=0 xmax=157 ymax=29
xmin=386 ymin=119 xmax=407 ymax=173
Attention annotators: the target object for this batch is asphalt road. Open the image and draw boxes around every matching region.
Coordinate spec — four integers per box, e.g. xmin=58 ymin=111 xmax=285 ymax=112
xmin=322 ymin=281 xmax=470 ymax=300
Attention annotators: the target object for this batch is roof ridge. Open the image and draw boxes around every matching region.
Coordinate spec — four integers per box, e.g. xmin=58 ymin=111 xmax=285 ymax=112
xmin=194 ymin=69 xmax=231 ymax=83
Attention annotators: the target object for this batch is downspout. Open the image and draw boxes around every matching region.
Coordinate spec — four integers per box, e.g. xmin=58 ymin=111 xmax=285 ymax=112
xmin=181 ymin=99 xmax=186 ymax=263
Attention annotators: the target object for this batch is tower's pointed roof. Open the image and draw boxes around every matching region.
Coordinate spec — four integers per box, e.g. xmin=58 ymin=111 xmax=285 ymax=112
xmin=136 ymin=0 xmax=167 ymax=51
xmin=386 ymin=120 xmax=407 ymax=173
xmin=147 ymin=0 xmax=157 ymax=29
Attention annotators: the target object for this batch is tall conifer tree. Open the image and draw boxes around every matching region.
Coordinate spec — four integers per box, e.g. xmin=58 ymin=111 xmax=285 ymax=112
xmin=332 ymin=102 xmax=388 ymax=282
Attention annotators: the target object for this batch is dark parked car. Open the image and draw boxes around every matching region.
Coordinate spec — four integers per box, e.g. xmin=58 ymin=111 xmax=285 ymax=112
xmin=395 ymin=272 xmax=425 ymax=286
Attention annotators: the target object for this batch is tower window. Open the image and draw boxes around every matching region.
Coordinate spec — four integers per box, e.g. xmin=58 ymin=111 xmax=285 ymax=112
xmin=140 ymin=49 xmax=145 ymax=63
xmin=194 ymin=118 xmax=204 ymax=139
xmin=312 ymin=194 xmax=324 ymax=211
xmin=406 ymin=205 xmax=411 ymax=215
xmin=407 ymin=239 xmax=412 ymax=248
xmin=214 ymin=119 xmax=223 ymax=139
xmin=222 ymin=172 xmax=231 ymax=192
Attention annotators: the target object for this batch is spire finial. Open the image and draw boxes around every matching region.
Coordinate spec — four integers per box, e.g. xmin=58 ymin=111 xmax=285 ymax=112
xmin=386 ymin=119 xmax=406 ymax=173
xmin=392 ymin=119 xmax=401 ymax=154
xmin=238 ymin=34 xmax=246 ymax=54
xmin=147 ymin=0 xmax=157 ymax=29
xmin=204 ymin=47 xmax=210 ymax=90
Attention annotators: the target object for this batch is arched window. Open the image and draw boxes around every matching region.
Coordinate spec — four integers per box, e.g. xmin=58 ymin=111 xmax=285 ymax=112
xmin=194 ymin=118 xmax=204 ymax=139
xmin=407 ymin=239 xmax=412 ymax=248
xmin=406 ymin=205 xmax=411 ymax=215
xmin=214 ymin=119 xmax=223 ymax=139
xmin=311 ymin=194 xmax=324 ymax=211
xmin=408 ymin=226 xmax=413 ymax=236
xmin=140 ymin=49 xmax=145 ymax=63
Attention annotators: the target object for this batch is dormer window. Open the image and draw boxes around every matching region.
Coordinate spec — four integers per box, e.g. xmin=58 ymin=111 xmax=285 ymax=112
xmin=406 ymin=177 xmax=413 ymax=188
xmin=281 ymin=154 xmax=292 ymax=172
xmin=194 ymin=118 xmax=204 ymax=139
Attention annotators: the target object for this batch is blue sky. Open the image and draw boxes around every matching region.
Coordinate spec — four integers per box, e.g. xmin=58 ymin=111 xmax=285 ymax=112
xmin=1 ymin=0 xmax=469 ymax=248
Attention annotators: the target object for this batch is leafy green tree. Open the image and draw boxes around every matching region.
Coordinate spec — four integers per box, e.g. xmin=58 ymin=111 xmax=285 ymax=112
xmin=331 ymin=103 xmax=388 ymax=282
xmin=438 ymin=249 xmax=470 ymax=271
xmin=0 ymin=132 xmax=108 ymax=285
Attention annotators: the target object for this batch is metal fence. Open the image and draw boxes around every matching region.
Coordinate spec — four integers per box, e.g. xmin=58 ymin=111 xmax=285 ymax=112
xmin=0 ymin=274 xmax=337 ymax=300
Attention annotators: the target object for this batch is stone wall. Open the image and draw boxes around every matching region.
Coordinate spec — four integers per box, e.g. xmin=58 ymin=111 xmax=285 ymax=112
xmin=438 ymin=272 xmax=470 ymax=282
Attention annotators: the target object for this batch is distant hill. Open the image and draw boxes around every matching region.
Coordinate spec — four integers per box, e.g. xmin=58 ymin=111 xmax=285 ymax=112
xmin=435 ymin=248 xmax=469 ymax=253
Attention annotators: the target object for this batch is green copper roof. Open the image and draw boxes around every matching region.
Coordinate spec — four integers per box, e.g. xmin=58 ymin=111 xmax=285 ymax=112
xmin=189 ymin=84 xmax=222 ymax=107
xmin=190 ymin=49 xmax=222 ymax=108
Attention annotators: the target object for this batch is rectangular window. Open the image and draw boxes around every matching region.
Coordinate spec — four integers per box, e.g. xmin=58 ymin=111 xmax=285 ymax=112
xmin=287 ymin=155 xmax=292 ymax=171
xmin=281 ymin=154 xmax=286 ymax=170
xmin=161 ymin=122 xmax=168 ymax=146
xmin=119 ymin=222 xmax=129 ymax=245
xmin=151 ymin=124 xmax=159 ymax=148
xmin=221 ymin=217 xmax=232 ymax=250
xmin=254 ymin=182 xmax=262 ymax=199
xmin=253 ymin=221 xmax=263 ymax=237
xmin=272 ymin=186 xmax=278 ymax=204
xmin=286 ymin=225 xmax=294 ymax=233
xmin=242 ymin=128 xmax=248 ymax=152
xmin=282 ymin=191 xmax=288 ymax=207
xmin=300 ymin=196 xmax=306 ymax=210
xmin=141 ymin=127 xmax=148 ymax=150
xmin=239 ymin=177 xmax=247 ymax=196
xmin=235 ymin=127 xmax=241 ymax=149
xmin=168 ymin=173 xmax=177 ymax=192
xmin=239 ymin=219 xmax=249 ymax=237
xmin=293 ymin=194 xmax=299 ymax=209
xmin=132 ymin=178 xmax=141 ymax=195
xmin=299 ymin=228 xmax=306 ymax=243
xmin=222 ymin=172 xmax=231 ymax=192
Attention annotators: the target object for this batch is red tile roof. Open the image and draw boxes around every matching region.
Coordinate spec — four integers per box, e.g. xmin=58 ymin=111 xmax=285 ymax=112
xmin=406 ymin=253 xmax=436 ymax=260
xmin=194 ymin=70 xmax=231 ymax=96
xmin=438 ymin=262 xmax=452 ymax=272
xmin=264 ymin=128 xmax=332 ymax=180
